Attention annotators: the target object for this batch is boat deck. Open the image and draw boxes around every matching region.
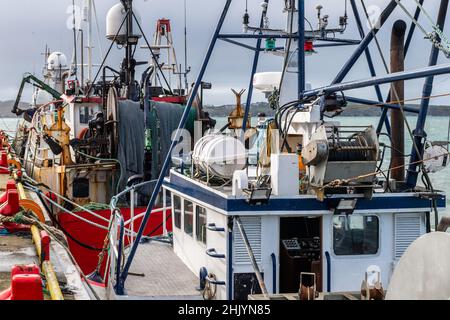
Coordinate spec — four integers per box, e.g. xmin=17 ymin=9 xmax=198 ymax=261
xmin=124 ymin=241 xmax=202 ymax=299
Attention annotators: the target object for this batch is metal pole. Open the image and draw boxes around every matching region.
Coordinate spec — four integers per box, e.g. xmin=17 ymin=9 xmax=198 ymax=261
xmin=298 ymin=0 xmax=305 ymax=95
xmin=350 ymin=0 xmax=391 ymax=135
xmin=377 ymin=0 xmax=425 ymax=135
xmin=80 ymin=29 xmax=84 ymax=88
xmin=88 ymin=0 xmax=93 ymax=83
xmin=345 ymin=96 xmax=419 ymax=114
xmin=235 ymin=217 xmax=269 ymax=298
xmin=242 ymin=0 xmax=269 ymax=133
xmin=303 ymin=63 xmax=450 ymax=97
xmin=118 ymin=0 xmax=233 ymax=291
xmin=390 ymin=20 xmax=407 ymax=183
xmin=184 ymin=0 xmax=189 ymax=91
xmin=331 ymin=0 xmax=398 ymax=85
xmin=130 ymin=188 xmax=135 ymax=246
xmin=406 ymin=0 xmax=449 ymax=188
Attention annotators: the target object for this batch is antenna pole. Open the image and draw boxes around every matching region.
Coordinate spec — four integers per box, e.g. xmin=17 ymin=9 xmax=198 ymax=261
xmin=184 ymin=0 xmax=189 ymax=91
xmin=87 ymin=0 xmax=93 ymax=83
xmin=72 ymin=0 xmax=78 ymax=81
xmin=298 ymin=0 xmax=305 ymax=95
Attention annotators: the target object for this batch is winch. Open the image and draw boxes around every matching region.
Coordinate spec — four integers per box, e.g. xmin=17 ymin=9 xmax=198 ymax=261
xmin=303 ymin=125 xmax=379 ymax=199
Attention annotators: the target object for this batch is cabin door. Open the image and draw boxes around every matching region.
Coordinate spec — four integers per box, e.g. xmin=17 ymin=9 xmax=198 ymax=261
xmin=279 ymin=217 xmax=322 ymax=294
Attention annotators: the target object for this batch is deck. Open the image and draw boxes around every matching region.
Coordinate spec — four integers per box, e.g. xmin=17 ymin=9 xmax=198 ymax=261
xmin=123 ymin=241 xmax=202 ymax=299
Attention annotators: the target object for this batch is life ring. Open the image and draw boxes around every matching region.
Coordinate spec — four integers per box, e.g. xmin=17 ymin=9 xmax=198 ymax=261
xmin=78 ymin=127 xmax=89 ymax=140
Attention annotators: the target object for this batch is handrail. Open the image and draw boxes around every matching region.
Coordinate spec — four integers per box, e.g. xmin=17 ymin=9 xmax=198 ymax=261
xmin=206 ymin=248 xmax=226 ymax=259
xmin=325 ymin=251 xmax=331 ymax=292
xmin=109 ymin=211 xmax=125 ymax=294
xmin=271 ymin=253 xmax=276 ymax=294
xmin=206 ymin=223 xmax=225 ymax=232
xmin=206 ymin=275 xmax=226 ymax=286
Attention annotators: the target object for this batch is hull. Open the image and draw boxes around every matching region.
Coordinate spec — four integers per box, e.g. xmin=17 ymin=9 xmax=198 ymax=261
xmin=59 ymin=207 xmax=173 ymax=276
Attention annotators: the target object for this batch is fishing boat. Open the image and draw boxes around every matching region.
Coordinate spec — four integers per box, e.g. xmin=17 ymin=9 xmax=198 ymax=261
xmin=1 ymin=0 xmax=450 ymax=301
xmin=101 ymin=0 xmax=450 ymax=300
xmin=0 ymin=0 xmax=213 ymax=299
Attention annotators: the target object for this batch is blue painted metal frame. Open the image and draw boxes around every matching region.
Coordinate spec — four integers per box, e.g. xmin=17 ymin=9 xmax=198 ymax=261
xmin=350 ymin=0 xmax=391 ymax=135
xmin=406 ymin=0 xmax=450 ymax=188
xmin=303 ymin=63 xmax=450 ymax=98
xmin=242 ymin=0 xmax=269 ymax=133
xmin=376 ymin=0 xmax=425 ymax=134
xmin=298 ymin=0 xmax=305 ymax=96
xmin=331 ymin=0 xmax=399 ymax=85
xmin=345 ymin=96 xmax=420 ymax=114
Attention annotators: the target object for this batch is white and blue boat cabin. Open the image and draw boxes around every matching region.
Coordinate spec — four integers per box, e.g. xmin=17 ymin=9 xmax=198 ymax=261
xmin=163 ymin=167 xmax=445 ymax=300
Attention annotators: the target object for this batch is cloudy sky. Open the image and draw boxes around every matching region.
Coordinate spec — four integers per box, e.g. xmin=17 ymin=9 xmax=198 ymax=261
xmin=1 ymin=0 xmax=450 ymax=105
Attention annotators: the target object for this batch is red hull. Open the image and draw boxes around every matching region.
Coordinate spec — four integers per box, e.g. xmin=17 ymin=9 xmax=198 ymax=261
xmin=59 ymin=208 xmax=173 ymax=277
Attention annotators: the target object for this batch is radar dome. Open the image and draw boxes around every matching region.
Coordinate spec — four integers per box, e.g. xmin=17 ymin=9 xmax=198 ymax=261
xmin=47 ymin=52 xmax=68 ymax=71
xmin=106 ymin=3 xmax=141 ymax=44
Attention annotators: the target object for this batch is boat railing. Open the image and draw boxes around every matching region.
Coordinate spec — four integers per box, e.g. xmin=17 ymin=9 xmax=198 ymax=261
xmin=109 ymin=208 xmax=125 ymax=293
xmin=107 ymin=179 xmax=172 ymax=293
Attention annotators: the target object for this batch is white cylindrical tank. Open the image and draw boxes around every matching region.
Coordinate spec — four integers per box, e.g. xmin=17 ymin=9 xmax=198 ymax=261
xmin=106 ymin=3 xmax=141 ymax=44
xmin=193 ymin=135 xmax=248 ymax=179
xmin=253 ymin=72 xmax=282 ymax=94
xmin=47 ymin=52 xmax=68 ymax=71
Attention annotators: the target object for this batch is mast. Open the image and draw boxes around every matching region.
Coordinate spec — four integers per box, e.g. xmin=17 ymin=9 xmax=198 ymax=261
xmin=85 ymin=0 xmax=93 ymax=84
xmin=184 ymin=0 xmax=189 ymax=91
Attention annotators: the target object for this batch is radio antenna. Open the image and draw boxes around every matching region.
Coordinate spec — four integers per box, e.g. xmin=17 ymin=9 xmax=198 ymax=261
xmin=184 ymin=0 xmax=189 ymax=91
xmin=72 ymin=0 xmax=78 ymax=81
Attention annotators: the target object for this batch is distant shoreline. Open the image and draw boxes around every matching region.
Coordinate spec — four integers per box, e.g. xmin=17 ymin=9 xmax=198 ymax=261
xmin=204 ymin=102 xmax=450 ymax=117
xmin=2 ymin=100 xmax=450 ymax=119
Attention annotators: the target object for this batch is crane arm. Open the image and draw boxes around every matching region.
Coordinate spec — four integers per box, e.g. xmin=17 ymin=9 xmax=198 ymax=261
xmin=12 ymin=73 xmax=62 ymax=115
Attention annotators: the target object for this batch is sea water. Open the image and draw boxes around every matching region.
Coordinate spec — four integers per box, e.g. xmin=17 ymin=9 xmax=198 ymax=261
xmin=3 ymin=116 xmax=449 ymax=216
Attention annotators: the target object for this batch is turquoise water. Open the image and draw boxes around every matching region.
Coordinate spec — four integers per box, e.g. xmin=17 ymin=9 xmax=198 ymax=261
xmin=3 ymin=116 xmax=449 ymax=215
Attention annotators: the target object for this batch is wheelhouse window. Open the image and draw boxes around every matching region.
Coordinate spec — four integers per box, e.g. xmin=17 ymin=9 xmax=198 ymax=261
xmin=184 ymin=200 xmax=194 ymax=236
xmin=173 ymin=195 xmax=182 ymax=229
xmin=196 ymin=206 xmax=207 ymax=244
xmin=333 ymin=215 xmax=379 ymax=256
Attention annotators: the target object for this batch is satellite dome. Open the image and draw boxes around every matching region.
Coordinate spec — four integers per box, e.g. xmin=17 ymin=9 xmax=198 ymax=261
xmin=47 ymin=52 xmax=68 ymax=71
xmin=106 ymin=2 xmax=141 ymax=44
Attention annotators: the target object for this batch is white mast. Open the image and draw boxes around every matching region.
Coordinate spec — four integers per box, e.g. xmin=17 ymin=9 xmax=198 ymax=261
xmin=82 ymin=0 xmax=93 ymax=84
